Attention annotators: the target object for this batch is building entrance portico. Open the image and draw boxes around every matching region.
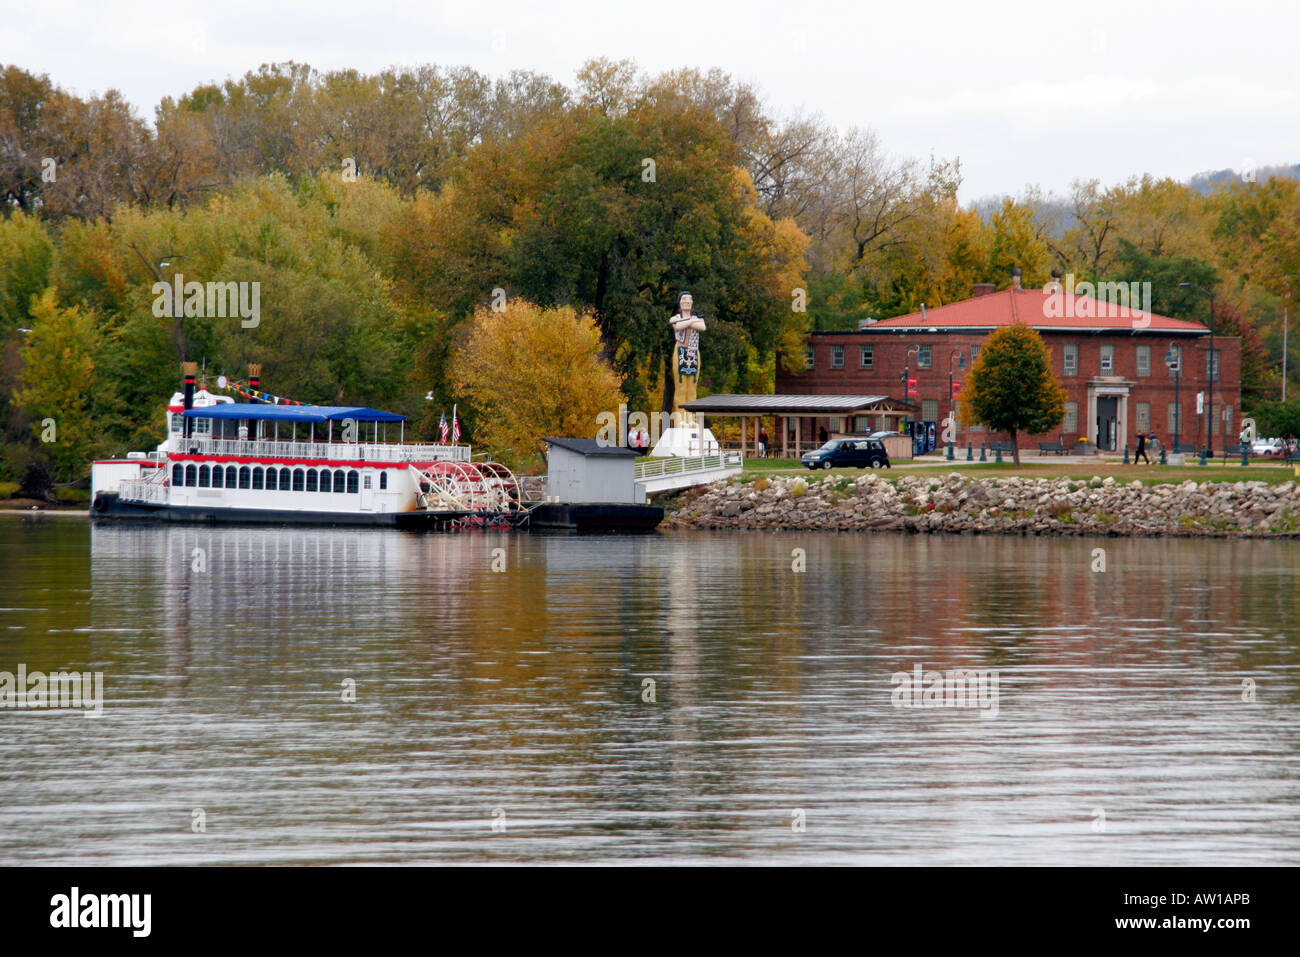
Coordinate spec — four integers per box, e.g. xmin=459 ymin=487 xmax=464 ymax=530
xmin=1088 ymin=378 xmax=1131 ymax=452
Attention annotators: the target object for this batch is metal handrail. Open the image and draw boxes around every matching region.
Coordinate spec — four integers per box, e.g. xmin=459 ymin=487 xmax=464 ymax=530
xmin=634 ymin=451 xmax=743 ymax=479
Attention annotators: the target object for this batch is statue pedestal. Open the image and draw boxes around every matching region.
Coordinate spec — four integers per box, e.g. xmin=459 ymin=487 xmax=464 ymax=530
xmin=650 ymin=426 xmax=720 ymax=457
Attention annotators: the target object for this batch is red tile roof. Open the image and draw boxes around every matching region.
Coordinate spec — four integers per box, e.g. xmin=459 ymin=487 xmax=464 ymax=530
xmin=866 ymin=287 xmax=1207 ymax=333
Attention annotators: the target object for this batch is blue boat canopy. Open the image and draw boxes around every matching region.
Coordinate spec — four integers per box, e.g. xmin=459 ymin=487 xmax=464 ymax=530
xmin=183 ymin=404 xmax=406 ymax=424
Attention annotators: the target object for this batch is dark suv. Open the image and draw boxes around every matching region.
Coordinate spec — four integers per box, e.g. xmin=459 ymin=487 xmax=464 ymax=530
xmin=802 ymin=438 xmax=891 ymax=470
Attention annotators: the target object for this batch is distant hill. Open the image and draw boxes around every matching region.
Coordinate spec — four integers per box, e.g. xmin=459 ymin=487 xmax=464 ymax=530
xmin=1187 ymin=163 xmax=1299 ymax=194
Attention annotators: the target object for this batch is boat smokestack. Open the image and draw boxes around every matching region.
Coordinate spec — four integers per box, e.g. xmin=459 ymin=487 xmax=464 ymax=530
xmin=182 ymin=361 xmax=197 ymax=438
xmin=245 ymin=363 xmax=261 ymax=441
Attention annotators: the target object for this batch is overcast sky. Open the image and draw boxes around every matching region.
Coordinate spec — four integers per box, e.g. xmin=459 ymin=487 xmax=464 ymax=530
xmin=3 ymin=0 xmax=1295 ymax=202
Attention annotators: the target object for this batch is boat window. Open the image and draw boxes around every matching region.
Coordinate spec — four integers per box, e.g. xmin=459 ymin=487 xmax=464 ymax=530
xmin=198 ymin=465 xmax=210 ymax=488
xmin=319 ymin=470 xmax=331 ymax=493
xmin=172 ymin=465 xmax=183 ymax=485
xmin=306 ymin=469 xmax=318 ymax=492
xmin=279 ymin=469 xmax=292 ymax=491
xmin=170 ymin=413 xmax=183 ymax=434
xmin=185 ymin=464 xmax=197 ymax=487
xmin=363 ymin=474 xmax=371 ymax=490
xmin=293 ymin=468 xmax=305 ymax=491
xmin=379 ymin=472 xmax=387 ymax=490
xmin=347 ymin=470 xmax=359 ymax=494
xmin=211 ymin=465 xmax=223 ymax=488
xmin=226 ymin=466 xmax=237 ymax=487
xmin=252 ymin=467 xmax=264 ymax=490
xmin=239 ymin=467 xmax=251 ymax=489
xmin=334 ymin=469 xmax=346 ymax=493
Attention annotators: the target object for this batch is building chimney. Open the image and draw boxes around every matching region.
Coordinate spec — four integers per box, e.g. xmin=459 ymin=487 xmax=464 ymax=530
xmin=1045 ymin=267 xmax=1063 ymax=293
xmin=972 ymin=283 xmax=996 ymax=298
xmin=1011 ymin=266 xmax=1023 ymax=290
xmin=182 ymin=361 xmax=197 ymax=438
xmin=920 ymin=303 xmax=927 ymax=320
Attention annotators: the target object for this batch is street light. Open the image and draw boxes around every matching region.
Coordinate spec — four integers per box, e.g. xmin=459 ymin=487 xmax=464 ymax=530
xmin=1165 ymin=341 xmax=1182 ymax=453
xmin=947 ymin=349 xmax=965 ymax=459
xmin=1179 ymin=281 xmax=1215 ymax=458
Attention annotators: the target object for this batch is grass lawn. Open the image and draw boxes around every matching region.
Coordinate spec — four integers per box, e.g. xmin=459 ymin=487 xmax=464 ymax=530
xmin=738 ymin=458 xmax=1300 ymax=485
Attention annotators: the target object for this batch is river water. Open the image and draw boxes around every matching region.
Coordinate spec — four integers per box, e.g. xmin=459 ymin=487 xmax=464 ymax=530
xmin=1 ymin=514 xmax=1297 ymax=865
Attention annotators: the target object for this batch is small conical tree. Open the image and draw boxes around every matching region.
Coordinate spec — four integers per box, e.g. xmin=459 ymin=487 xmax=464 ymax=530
xmin=958 ymin=322 xmax=1066 ymax=465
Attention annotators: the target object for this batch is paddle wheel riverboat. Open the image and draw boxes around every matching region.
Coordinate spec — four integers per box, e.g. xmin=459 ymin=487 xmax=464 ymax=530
xmin=90 ymin=369 xmax=542 ymax=529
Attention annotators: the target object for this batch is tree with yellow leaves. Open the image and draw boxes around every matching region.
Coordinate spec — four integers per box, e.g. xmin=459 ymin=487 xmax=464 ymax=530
xmin=450 ymin=300 xmax=624 ymax=472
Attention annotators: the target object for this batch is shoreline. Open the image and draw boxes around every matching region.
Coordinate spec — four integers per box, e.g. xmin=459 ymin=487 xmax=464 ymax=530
xmin=663 ymin=472 xmax=1300 ymax=538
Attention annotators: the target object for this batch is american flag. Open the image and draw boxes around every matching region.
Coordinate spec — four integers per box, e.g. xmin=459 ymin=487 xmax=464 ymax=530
xmin=439 ymin=411 xmax=449 ymax=444
xmin=451 ymin=405 xmax=461 ymax=443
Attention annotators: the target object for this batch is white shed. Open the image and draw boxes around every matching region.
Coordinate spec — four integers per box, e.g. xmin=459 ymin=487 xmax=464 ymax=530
xmin=544 ymin=438 xmax=640 ymax=504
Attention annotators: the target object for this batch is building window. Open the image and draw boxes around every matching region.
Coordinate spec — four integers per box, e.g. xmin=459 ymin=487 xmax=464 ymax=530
xmin=1206 ymin=348 xmax=1220 ymax=381
xmin=830 ymin=345 xmax=845 ymax=369
xmin=1136 ymin=345 xmax=1150 ymax=377
xmin=1063 ymin=402 xmax=1078 ymax=433
xmin=804 ymin=347 xmax=814 ymax=370
xmin=1213 ymin=404 xmax=1233 ymax=437
xmin=860 ymin=346 xmax=874 ymax=369
xmin=1168 ymin=403 xmax=1182 ymax=440
xmin=970 ymin=345 xmax=980 ymax=364
xmin=1167 ymin=345 xmax=1182 ymax=375
xmin=1100 ymin=344 xmax=1114 ymax=374
xmin=921 ymin=399 xmax=939 ymax=422
xmin=1063 ymin=343 xmax=1077 ymax=376
xmin=1136 ymin=402 xmax=1151 ymax=433
xmin=917 ymin=345 xmax=932 ymax=369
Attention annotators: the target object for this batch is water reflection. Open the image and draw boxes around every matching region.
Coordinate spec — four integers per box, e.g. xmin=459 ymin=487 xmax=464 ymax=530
xmin=0 ymin=516 xmax=1296 ymax=864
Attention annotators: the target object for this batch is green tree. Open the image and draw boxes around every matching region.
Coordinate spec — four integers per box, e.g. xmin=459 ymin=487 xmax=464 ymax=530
xmin=1250 ymin=399 xmax=1300 ymax=442
xmin=13 ymin=290 xmax=114 ymax=481
xmin=958 ymin=322 xmax=1066 ymax=464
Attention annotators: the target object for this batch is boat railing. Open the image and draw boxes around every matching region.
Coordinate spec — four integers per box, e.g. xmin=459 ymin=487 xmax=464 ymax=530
xmin=174 ymin=437 xmax=471 ymax=463
xmin=118 ymin=472 xmax=168 ymax=505
xmin=518 ymin=476 xmax=548 ymax=504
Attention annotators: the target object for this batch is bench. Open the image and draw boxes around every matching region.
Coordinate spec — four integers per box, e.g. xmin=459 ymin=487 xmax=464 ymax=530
xmin=991 ymin=442 xmax=1016 ymax=454
xmin=1287 ymin=450 xmax=1300 ymax=463
xmin=1037 ymin=441 xmax=1066 ymax=455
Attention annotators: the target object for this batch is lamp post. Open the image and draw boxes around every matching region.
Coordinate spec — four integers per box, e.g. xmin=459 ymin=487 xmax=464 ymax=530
xmin=947 ymin=349 xmax=964 ymax=459
xmin=1179 ymin=282 xmax=1215 ymax=458
xmin=1165 ymin=341 xmax=1182 ymax=453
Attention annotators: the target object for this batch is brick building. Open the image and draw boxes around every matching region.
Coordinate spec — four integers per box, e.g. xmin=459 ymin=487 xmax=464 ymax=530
xmin=777 ymin=280 xmax=1241 ymax=455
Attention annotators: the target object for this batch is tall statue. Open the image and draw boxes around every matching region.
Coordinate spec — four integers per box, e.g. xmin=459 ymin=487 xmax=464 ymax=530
xmin=669 ymin=291 xmax=706 ymax=423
